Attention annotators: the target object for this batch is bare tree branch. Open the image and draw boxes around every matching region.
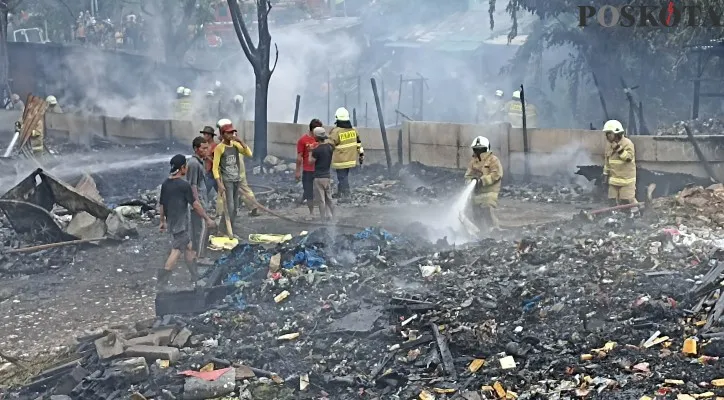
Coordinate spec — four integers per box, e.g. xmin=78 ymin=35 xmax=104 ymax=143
xmin=227 ymin=0 xmax=257 ymax=64
xmin=54 ymin=0 xmax=76 ymax=19
xmin=269 ymin=42 xmax=278 ymax=76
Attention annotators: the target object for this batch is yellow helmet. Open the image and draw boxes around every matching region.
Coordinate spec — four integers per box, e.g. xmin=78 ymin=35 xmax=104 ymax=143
xmin=602 ymin=120 xmax=625 ymax=135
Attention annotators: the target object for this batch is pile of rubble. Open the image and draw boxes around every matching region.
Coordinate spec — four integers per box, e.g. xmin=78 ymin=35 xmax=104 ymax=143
xmin=655 ymin=119 xmax=724 ymax=136
xmin=8 ymin=185 xmax=724 ymax=399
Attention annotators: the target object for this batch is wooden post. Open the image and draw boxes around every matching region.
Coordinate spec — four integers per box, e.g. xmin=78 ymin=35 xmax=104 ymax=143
xmin=520 ymin=84 xmax=530 ymax=180
xmin=371 ymin=78 xmax=392 ymax=172
xmin=293 ymin=94 xmax=300 ymax=123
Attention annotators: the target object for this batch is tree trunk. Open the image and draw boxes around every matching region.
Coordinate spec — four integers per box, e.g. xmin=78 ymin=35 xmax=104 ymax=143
xmin=0 ymin=6 xmax=10 ymax=91
xmin=253 ymin=72 xmax=269 ymax=161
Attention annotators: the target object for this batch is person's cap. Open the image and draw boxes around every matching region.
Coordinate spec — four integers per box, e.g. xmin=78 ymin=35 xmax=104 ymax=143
xmin=313 ymin=126 xmax=327 ymax=139
xmin=199 ymin=126 xmax=216 ymax=136
xmin=219 ymin=122 xmax=237 ymax=133
xmin=169 ymin=154 xmax=187 ymax=173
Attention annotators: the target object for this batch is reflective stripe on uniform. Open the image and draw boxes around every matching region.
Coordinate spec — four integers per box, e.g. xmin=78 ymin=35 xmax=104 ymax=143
xmin=608 ymin=159 xmax=624 ymax=164
xmin=336 ymin=142 xmax=357 ymax=149
xmin=609 ymin=177 xmax=635 ymax=186
xmin=332 ymin=160 xmax=357 ymax=169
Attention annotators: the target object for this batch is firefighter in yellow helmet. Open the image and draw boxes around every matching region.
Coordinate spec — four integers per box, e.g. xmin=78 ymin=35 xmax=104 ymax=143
xmin=602 ymin=119 xmax=637 ymax=205
xmin=464 ymin=136 xmax=503 ymax=233
xmin=328 ymin=107 xmax=364 ymax=198
xmin=504 ymin=90 xmax=538 ymax=128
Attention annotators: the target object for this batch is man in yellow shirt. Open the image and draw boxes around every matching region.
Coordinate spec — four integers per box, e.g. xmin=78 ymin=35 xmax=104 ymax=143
xmin=212 ymin=119 xmax=256 ymax=235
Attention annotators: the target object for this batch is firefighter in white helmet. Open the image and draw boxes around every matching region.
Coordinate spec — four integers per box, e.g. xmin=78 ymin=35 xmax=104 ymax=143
xmin=176 ymin=86 xmax=185 ymax=99
xmin=464 ymin=136 xmax=503 ymax=233
xmin=46 ymin=95 xmax=63 ymax=113
xmin=602 ymin=119 xmax=637 ymax=206
xmin=329 ymin=107 xmax=364 ymax=198
xmin=504 ymin=90 xmax=538 ymax=128
xmin=484 ymin=89 xmax=506 ymax=122
xmin=174 ymin=87 xmax=193 ymax=120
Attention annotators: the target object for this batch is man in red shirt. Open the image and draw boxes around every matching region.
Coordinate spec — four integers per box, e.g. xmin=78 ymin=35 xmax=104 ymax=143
xmin=295 ymin=119 xmax=323 ymax=215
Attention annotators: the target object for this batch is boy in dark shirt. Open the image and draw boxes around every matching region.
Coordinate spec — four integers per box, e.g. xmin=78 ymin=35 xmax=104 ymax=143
xmin=309 ymin=127 xmax=335 ymax=221
xmin=158 ymin=154 xmax=215 ymax=289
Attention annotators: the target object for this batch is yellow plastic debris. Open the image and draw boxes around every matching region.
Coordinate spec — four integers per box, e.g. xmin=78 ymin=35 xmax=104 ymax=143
xmin=499 ymin=356 xmax=516 ymax=369
xmin=209 ymin=235 xmax=238 ymax=250
xmin=200 ymin=363 xmax=214 ymax=372
xmin=693 ymin=393 xmax=715 ymax=398
xmin=696 ymin=320 xmax=708 ymax=327
xmin=157 ymin=359 xmax=170 ymax=369
xmin=433 ymin=388 xmax=455 ymax=394
xmin=712 ymin=378 xmax=724 ymax=387
xmin=678 ymin=395 xmax=696 ymax=400
xmin=640 ymin=396 xmax=653 ymax=400
xmin=580 ymin=354 xmax=593 ymax=361
xmin=277 ymin=332 xmax=300 ymax=340
xmin=248 ymin=233 xmax=293 ymax=244
xmin=419 ymin=390 xmax=435 ymax=400
xmin=493 ymin=382 xmax=506 ymax=398
xmin=274 ymin=290 xmax=290 ymax=303
xmin=468 ymin=359 xmax=485 ymax=373
xmin=683 ymin=338 xmax=698 ymax=356
xmin=665 ymin=379 xmax=685 ymax=385
xmin=506 ymin=391 xmax=518 ymax=399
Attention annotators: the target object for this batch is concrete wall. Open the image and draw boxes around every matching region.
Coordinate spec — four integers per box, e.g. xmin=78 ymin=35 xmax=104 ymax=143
xmin=41 ymin=112 xmax=724 ymax=180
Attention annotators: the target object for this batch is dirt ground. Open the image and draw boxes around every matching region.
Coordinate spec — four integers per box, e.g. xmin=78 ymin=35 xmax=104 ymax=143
xmin=0 ymin=196 xmax=585 ymax=359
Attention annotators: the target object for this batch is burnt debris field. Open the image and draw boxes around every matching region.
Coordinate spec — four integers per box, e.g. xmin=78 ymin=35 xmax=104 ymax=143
xmin=1 ymin=147 xmax=724 ymax=400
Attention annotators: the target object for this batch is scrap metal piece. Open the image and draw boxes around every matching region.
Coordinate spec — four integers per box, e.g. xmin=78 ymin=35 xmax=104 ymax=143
xmin=429 ymin=322 xmax=457 ymax=379
xmin=0 ymin=199 xmax=76 ymax=243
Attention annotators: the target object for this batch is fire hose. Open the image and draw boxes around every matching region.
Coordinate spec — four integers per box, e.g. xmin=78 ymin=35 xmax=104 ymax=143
xmin=245 ymin=184 xmax=373 ymax=232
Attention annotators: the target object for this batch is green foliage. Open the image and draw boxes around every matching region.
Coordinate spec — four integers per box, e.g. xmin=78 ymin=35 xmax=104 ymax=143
xmin=492 ymin=0 xmax=724 ymax=125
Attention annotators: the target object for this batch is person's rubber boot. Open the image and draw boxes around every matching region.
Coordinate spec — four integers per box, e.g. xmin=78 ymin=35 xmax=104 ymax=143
xmin=186 ymin=263 xmax=200 ymax=288
xmin=248 ymin=208 xmax=259 ymax=217
xmin=156 ymin=269 xmax=172 ymax=291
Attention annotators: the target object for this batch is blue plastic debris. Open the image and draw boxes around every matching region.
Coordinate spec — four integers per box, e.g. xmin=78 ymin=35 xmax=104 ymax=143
xmin=282 ymin=248 xmax=326 ymax=270
xmin=354 ymin=227 xmax=395 ymax=241
xmin=522 ymin=295 xmax=543 ymax=312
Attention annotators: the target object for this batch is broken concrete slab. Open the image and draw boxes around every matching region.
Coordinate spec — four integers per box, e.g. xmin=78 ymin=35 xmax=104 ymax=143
xmin=94 ymin=333 xmax=125 ymax=360
xmin=66 ymin=211 xmax=106 ymax=239
xmin=183 ymin=368 xmax=235 ymax=400
xmin=124 ymin=345 xmax=180 ymax=364
xmin=106 ymin=357 xmax=149 ymax=384
xmin=105 ymin=210 xmax=138 ymax=239
xmin=170 ymin=327 xmax=192 ymax=348
xmin=125 ymin=328 xmax=175 ymax=347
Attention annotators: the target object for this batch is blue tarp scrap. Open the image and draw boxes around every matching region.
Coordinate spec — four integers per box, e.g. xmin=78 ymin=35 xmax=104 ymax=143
xmin=522 ymin=294 xmax=543 ymax=312
xmin=282 ymin=248 xmax=326 ymax=270
xmin=354 ymin=227 xmax=395 ymax=241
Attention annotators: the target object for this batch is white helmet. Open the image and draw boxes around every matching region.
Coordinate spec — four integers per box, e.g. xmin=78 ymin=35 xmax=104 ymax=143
xmin=233 ymin=95 xmax=244 ymax=104
xmin=215 ymin=80 xmax=221 ymax=88
xmin=335 ymin=107 xmax=350 ymax=122
xmin=46 ymin=95 xmax=57 ymax=105
xmin=206 ymin=90 xmax=214 ymax=97
xmin=495 ymin=90 xmax=503 ymax=98
xmin=602 ymin=119 xmax=625 ymax=135
xmin=176 ymin=86 xmax=185 ymax=94
xmin=512 ymin=90 xmax=521 ymax=100
xmin=183 ymin=88 xmax=191 ymax=96
xmin=471 ymin=136 xmax=489 ymax=149
xmin=216 ymin=118 xmax=232 ymax=128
